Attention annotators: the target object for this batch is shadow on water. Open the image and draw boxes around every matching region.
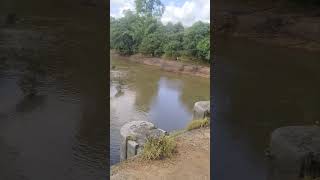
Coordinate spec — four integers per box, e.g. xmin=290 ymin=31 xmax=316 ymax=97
xmin=213 ymin=36 xmax=320 ymax=180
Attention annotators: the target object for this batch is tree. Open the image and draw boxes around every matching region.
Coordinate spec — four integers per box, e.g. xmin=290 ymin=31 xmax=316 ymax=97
xmin=164 ymin=40 xmax=182 ymax=58
xmin=165 ymin=22 xmax=184 ymax=34
xmin=196 ymin=35 xmax=210 ymax=62
xmin=183 ymin=21 xmax=210 ymax=58
xmin=163 ymin=31 xmax=184 ymax=58
xmin=110 ymin=0 xmax=210 ymax=63
xmin=110 ymin=10 xmax=138 ymax=55
xmin=135 ymin=0 xmax=165 ymax=18
xmin=139 ymin=31 xmax=165 ymax=56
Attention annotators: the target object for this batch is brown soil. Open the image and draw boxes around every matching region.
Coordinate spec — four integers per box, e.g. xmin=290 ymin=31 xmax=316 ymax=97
xmin=111 ymin=127 xmax=210 ymax=180
xmin=111 ymin=52 xmax=210 ymax=78
xmin=214 ymin=0 xmax=320 ymax=51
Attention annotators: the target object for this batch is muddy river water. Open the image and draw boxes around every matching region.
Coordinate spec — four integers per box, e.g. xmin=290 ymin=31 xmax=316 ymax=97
xmin=213 ymin=36 xmax=320 ymax=180
xmin=110 ymin=55 xmax=210 ymax=165
xmin=0 ymin=12 xmax=107 ymax=180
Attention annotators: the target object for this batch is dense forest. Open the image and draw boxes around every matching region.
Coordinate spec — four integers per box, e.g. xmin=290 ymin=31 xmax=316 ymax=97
xmin=110 ymin=0 xmax=210 ymax=63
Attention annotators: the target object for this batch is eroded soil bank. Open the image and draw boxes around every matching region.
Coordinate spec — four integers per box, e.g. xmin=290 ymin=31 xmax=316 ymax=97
xmin=215 ymin=0 xmax=320 ymax=51
xmin=111 ymin=52 xmax=210 ymax=78
xmin=111 ymin=127 xmax=210 ymax=180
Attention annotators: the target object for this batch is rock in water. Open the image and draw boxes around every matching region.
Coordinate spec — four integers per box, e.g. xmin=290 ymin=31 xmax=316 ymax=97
xmin=120 ymin=121 xmax=167 ymax=161
xmin=193 ymin=101 xmax=210 ymax=120
xmin=269 ymin=126 xmax=320 ymax=180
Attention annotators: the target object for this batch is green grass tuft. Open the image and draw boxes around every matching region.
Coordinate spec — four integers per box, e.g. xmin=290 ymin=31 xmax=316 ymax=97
xmin=142 ymin=135 xmax=177 ymax=160
xmin=186 ymin=118 xmax=210 ymax=131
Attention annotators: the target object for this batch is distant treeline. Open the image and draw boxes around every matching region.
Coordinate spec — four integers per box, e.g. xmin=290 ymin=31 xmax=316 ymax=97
xmin=110 ymin=0 xmax=210 ymax=63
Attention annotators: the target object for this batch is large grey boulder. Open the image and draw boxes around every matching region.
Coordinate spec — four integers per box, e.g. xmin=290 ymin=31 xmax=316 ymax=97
xmin=120 ymin=121 xmax=166 ymax=161
xmin=268 ymin=126 xmax=320 ymax=180
xmin=193 ymin=101 xmax=210 ymax=120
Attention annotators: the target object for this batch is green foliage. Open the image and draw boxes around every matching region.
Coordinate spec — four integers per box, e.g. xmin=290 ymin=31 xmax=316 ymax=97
xmin=183 ymin=21 xmax=210 ymax=58
xmin=196 ymin=36 xmax=210 ymax=62
xmin=164 ymin=40 xmax=183 ymax=57
xmin=110 ymin=0 xmax=210 ymax=62
xmin=142 ymin=135 xmax=176 ymax=160
xmin=135 ymin=0 xmax=165 ymax=18
xmin=186 ymin=118 xmax=210 ymax=131
xmin=139 ymin=31 xmax=165 ymax=56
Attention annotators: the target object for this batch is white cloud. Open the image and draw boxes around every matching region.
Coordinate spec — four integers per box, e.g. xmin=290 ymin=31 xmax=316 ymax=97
xmin=161 ymin=0 xmax=210 ymax=27
xmin=110 ymin=0 xmax=135 ymax=18
xmin=110 ymin=0 xmax=210 ymax=26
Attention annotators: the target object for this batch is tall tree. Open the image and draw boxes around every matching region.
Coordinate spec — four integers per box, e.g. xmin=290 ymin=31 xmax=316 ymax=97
xmin=183 ymin=21 xmax=210 ymax=58
xmin=135 ymin=0 xmax=165 ymax=18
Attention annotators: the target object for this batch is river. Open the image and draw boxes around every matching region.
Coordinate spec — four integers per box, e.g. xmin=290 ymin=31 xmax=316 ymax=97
xmin=0 ymin=16 xmax=107 ymax=180
xmin=110 ymin=55 xmax=210 ymax=165
xmin=213 ymin=36 xmax=320 ymax=180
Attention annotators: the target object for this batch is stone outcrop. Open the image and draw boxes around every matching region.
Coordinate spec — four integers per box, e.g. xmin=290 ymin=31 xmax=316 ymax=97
xmin=120 ymin=121 xmax=167 ymax=161
xmin=192 ymin=101 xmax=210 ymax=120
xmin=268 ymin=126 xmax=320 ymax=180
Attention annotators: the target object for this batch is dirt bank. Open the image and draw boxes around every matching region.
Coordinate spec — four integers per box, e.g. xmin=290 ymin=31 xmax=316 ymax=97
xmin=214 ymin=0 xmax=320 ymax=51
xmin=111 ymin=52 xmax=210 ymax=78
xmin=111 ymin=127 xmax=210 ymax=180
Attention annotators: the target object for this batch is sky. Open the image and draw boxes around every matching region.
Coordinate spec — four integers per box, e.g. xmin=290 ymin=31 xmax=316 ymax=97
xmin=110 ymin=0 xmax=210 ymax=27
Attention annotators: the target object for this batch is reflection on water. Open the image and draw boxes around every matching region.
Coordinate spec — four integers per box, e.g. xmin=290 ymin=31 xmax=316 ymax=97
xmin=110 ymin=56 xmax=210 ymax=165
xmin=149 ymin=78 xmax=192 ymax=131
xmin=213 ymin=36 xmax=320 ymax=180
xmin=0 ymin=16 xmax=107 ymax=180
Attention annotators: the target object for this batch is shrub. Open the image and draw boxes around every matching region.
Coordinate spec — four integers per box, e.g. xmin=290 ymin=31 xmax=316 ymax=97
xmin=142 ymin=135 xmax=176 ymax=160
xmin=186 ymin=118 xmax=210 ymax=131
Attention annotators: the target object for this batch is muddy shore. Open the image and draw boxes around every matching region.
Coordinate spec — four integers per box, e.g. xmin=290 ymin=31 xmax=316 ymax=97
xmin=214 ymin=0 xmax=320 ymax=51
xmin=111 ymin=52 xmax=210 ymax=78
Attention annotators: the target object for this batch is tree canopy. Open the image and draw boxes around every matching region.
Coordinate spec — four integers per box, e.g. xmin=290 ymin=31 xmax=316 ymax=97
xmin=110 ymin=0 xmax=210 ymax=63
xmin=135 ymin=0 xmax=165 ymax=18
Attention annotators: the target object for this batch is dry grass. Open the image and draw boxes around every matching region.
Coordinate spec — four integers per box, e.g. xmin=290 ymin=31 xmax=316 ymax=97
xmin=186 ymin=118 xmax=210 ymax=131
xmin=141 ymin=118 xmax=209 ymax=161
xmin=142 ymin=135 xmax=177 ymax=160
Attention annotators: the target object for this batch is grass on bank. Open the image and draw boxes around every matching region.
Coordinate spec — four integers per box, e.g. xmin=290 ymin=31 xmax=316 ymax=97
xmin=186 ymin=118 xmax=210 ymax=131
xmin=141 ymin=118 xmax=210 ymax=160
xmin=142 ymin=135 xmax=177 ymax=160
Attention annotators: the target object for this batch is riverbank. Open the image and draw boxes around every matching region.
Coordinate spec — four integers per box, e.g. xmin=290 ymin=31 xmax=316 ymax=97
xmin=111 ymin=52 xmax=210 ymax=78
xmin=110 ymin=127 xmax=210 ymax=180
xmin=215 ymin=1 xmax=320 ymax=51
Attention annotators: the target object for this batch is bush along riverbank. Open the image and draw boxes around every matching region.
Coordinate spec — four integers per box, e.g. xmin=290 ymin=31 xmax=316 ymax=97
xmin=111 ymin=101 xmax=210 ymax=180
xmin=110 ymin=0 xmax=210 ymax=64
xmin=111 ymin=52 xmax=210 ymax=78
